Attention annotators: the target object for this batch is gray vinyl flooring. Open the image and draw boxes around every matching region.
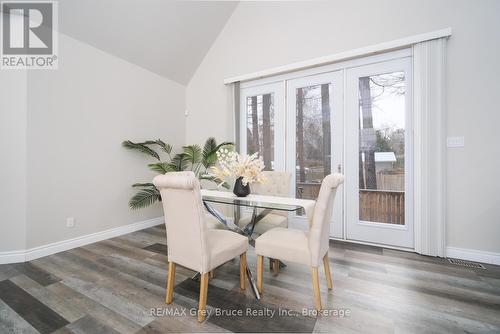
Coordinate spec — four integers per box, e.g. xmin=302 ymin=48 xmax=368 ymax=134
xmin=1 ymin=224 xmax=499 ymax=333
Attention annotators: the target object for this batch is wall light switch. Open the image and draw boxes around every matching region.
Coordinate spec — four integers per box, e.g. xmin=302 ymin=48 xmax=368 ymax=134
xmin=447 ymin=136 xmax=465 ymax=148
xmin=66 ymin=217 xmax=75 ymax=228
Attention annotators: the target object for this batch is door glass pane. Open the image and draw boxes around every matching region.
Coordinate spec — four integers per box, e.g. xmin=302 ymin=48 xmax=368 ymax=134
xmin=358 ymin=72 xmax=405 ymax=225
xmin=296 ymin=84 xmax=331 ymax=200
xmin=246 ymin=93 xmax=274 ymax=170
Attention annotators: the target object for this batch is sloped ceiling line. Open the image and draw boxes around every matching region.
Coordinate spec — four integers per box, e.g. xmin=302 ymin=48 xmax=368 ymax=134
xmin=58 ymin=0 xmax=238 ymax=84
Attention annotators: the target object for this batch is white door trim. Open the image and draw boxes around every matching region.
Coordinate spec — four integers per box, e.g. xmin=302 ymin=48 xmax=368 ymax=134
xmin=285 ymin=71 xmax=344 ymax=237
xmin=345 ymin=57 xmax=414 ymax=249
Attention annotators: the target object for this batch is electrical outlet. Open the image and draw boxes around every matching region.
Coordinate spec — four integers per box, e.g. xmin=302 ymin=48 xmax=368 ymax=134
xmin=66 ymin=217 xmax=75 ymax=228
xmin=447 ymin=136 xmax=465 ymax=148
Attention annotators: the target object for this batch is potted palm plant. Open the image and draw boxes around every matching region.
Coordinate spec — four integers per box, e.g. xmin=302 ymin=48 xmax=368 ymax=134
xmin=122 ymin=137 xmax=233 ymax=209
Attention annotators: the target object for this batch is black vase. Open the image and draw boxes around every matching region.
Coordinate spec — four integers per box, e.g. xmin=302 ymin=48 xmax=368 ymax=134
xmin=233 ymin=177 xmax=250 ymax=197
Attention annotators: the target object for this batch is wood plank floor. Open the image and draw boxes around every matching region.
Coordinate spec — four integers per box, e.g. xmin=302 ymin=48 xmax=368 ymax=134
xmin=1 ymin=225 xmax=499 ymax=333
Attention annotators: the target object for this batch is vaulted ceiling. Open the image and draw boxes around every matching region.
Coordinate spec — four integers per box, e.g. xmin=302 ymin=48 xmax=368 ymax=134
xmin=58 ymin=0 xmax=238 ymax=84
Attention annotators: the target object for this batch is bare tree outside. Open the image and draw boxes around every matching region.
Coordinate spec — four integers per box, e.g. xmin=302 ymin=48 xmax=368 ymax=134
xmin=296 ymin=88 xmax=306 ymax=183
xmin=321 ymin=84 xmax=331 ymax=175
xmin=262 ymin=94 xmax=272 ymax=167
xmin=251 ymin=96 xmax=259 ymax=155
xmin=246 ymin=93 xmax=275 ymax=170
xmin=295 ymin=84 xmax=332 ymax=200
xmin=359 ymin=77 xmax=377 ymax=190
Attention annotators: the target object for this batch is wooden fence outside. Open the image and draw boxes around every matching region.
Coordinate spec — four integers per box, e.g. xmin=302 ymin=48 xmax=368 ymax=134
xmin=376 ymin=173 xmax=404 ymax=191
xmin=296 ymin=182 xmax=321 ymax=200
xmin=359 ymin=190 xmax=405 ymax=225
xmin=296 ymin=183 xmax=405 ymax=225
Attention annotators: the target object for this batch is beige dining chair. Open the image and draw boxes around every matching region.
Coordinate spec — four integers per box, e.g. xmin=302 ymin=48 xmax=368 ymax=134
xmin=238 ymin=171 xmax=292 ymax=235
xmin=153 ymin=171 xmax=248 ymax=322
xmin=255 ymin=173 xmax=344 ymax=311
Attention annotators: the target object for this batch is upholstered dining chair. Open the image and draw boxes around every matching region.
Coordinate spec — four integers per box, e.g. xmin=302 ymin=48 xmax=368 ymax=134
xmin=238 ymin=171 xmax=292 ymax=235
xmin=255 ymin=173 xmax=344 ymax=311
xmin=153 ymin=171 xmax=248 ymax=322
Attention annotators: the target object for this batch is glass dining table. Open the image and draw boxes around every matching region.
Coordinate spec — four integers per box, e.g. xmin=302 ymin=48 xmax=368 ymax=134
xmin=199 ymin=189 xmax=314 ymax=300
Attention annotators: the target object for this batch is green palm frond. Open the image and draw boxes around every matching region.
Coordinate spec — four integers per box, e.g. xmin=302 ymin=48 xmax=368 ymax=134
xmin=124 ymin=137 xmax=233 ymax=210
xmin=183 ymin=145 xmax=202 ymax=165
xmin=154 ymin=140 xmax=172 ymax=155
xmin=203 ymin=137 xmax=217 ymax=157
xmin=140 ymin=140 xmax=172 ymax=157
xmin=203 ymin=153 xmax=218 ymax=168
xmin=148 ymin=162 xmax=176 ymax=174
xmin=215 ymin=141 xmax=234 ymax=151
xmin=171 ymin=153 xmax=190 ymax=171
xmin=202 ymin=137 xmax=217 ymax=168
xmin=132 ymin=182 xmax=155 ymax=188
xmin=129 ymin=188 xmax=161 ymax=210
xmin=202 ymin=138 xmax=234 ymax=168
xmin=122 ymin=141 xmax=160 ymax=161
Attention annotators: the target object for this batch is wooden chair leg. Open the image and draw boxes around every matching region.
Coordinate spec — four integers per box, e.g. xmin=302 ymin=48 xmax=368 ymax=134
xmin=257 ymin=255 xmax=264 ymax=294
xmin=311 ymin=267 xmax=322 ymax=311
xmin=198 ymin=273 xmax=209 ymax=322
xmin=209 ymin=270 xmax=215 ymax=279
xmin=323 ymin=253 xmax=333 ymax=290
xmin=272 ymin=259 xmax=280 ymax=276
xmin=239 ymin=253 xmax=247 ymax=290
xmin=166 ymin=262 xmax=176 ymax=304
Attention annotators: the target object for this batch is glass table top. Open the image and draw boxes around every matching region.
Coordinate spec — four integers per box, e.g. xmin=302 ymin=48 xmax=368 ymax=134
xmin=201 ymin=192 xmax=303 ymax=212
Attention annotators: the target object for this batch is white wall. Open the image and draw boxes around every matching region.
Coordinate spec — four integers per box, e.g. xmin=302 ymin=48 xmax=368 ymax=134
xmin=23 ymin=34 xmax=185 ymax=249
xmin=186 ymin=0 xmax=500 ymax=254
xmin=0 ymin=71 xmax=27 ymax=252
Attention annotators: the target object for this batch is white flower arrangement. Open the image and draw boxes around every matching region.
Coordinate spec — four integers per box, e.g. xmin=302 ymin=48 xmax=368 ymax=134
xmin=211 ymin=150 xmax=267 ymax=186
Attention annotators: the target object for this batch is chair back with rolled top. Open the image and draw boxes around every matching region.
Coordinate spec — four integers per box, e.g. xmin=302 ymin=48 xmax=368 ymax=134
xmin=153 ymin=171 xmax=248 ymax=322
xmin=255 ymin=173 xmax=344 ymax=311
xmin=308 ymin=173 xmax=344 ymax=267
xmin=237 ymin=171 xmax=292 ymax=241
xmin=251 ymin=171 xmax=291 ymax=195
xmin=251 ymin=171 xmax=291 ymax=217
xmin=153 ymin=171 xmax=210 ymax=273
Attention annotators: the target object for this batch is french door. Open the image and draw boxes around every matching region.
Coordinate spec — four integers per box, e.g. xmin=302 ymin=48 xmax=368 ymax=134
xmin=345 ymin=58 xmax=413 ymax=248
xmin=239 ymin=51 xmax=413 ymax=249
xmin=286 ymin=72 xmax=343 ymax=238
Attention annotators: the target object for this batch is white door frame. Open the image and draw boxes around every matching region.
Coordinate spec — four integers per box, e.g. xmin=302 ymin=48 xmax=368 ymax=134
xmin=238 ymin=49 xmax=417 ymax=250
xmin=285 ymin=71 xmax=344 ymax=238
xmin=344 ymin=57 xmax=414 ymax=249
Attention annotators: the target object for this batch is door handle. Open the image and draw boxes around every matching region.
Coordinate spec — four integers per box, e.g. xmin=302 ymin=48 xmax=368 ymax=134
xmin=337 ymin=164 xmax=342 ymax=173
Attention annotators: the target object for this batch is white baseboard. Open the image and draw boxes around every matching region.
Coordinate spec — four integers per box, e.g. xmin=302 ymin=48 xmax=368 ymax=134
xmin=0 ymin=250 xmax=27 ymax=265
xmin=446 ymin=247 xmax=500 ymax=266
xmin=0 ymin=217 xmax=164 ymax=265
